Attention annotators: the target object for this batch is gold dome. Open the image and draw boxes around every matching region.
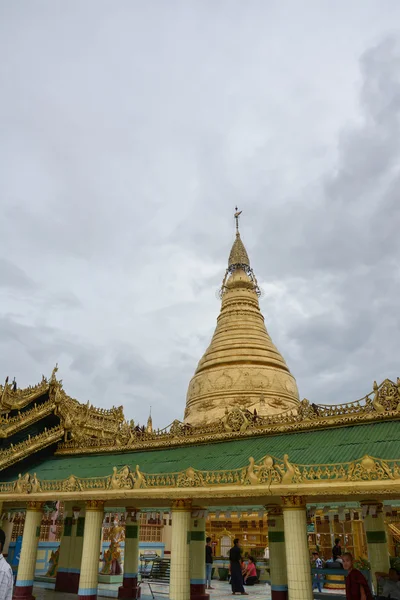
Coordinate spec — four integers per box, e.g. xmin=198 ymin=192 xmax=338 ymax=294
xmin=184 ymin=222 xmax=299 ymax=426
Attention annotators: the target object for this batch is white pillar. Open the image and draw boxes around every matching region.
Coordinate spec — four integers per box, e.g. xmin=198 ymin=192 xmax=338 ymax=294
xmin=78 ymin=500 xmax=104 ymax=600
xmin=170 ymin=499 xmax=191 ymax=600
xmin=362 ymin=501 xmax=390 ymax=591
xmin=282 ymin=496 xmax=312 ymax=600
xmin=13 ymin=502 xmax=43 ymax=600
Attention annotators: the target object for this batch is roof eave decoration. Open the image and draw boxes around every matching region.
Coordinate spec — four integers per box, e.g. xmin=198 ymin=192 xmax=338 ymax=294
xmin=55 ymin=377 xmax=400 ymax=456
xmin=1 ymin=453 xmax=400 ymax=502
xmin=0 ymin=365 xmax=126 ymax=470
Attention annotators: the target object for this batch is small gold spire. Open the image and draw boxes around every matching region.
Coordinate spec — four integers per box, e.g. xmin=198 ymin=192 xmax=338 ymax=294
xmin=146 ymin=407 xmax=153 ymax=433
xmin=229 ymin=208 xmax=249 ymax=267
xmin=234 ymin=206 xmax=242 ymax=234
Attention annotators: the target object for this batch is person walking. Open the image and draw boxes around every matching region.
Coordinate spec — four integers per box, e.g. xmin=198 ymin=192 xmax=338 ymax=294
xmin=342 ymin=553 xmax=373 ymax=600
xmin=229 ymin=539 xmax=248 ymax=595
xmin=0 ymin=529 xmax=13 ymax=600
xmin=205 ymin=537 xmax=214 ymax=590
xmin=312 ymin=551 xmax=323 ymax=593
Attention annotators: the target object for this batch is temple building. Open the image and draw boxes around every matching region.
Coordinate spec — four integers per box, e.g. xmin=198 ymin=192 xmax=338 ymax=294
xmin=1 ymin=212 xmax=400 ymax=600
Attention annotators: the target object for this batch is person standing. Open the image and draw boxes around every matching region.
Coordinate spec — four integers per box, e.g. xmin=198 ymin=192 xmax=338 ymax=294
xmin=342 ymin=553 xmax=373 ymax=600
xmin=312 ymin=551 xmax=323 ymax=593
xmin=229 ymin=539 xmax=248 ymax=596
xmin=205 ymin=537 xmax=214 ymax=590
xmin=0 ymin=529 xmax=13 ymax=600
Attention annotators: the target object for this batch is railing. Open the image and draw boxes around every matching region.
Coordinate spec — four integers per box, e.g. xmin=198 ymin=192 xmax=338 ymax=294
xmin=311 ymin=568 xmax=373 ymax=594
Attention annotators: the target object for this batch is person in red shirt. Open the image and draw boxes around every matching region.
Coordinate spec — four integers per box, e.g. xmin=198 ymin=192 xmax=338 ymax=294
xmin=342 ymin=553 xmax=373 ymax=600
xmin=244 ymin=556 xmax=258 ymax=586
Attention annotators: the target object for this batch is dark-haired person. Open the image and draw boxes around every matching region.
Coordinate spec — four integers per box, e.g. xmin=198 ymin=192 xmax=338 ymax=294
xmin=312 ymin=551 xmax=323 ymax=593
xmin=205 ymin=537 xmax=214 ymax=590
xmin=0 ymin=529 xmax=13 ymax=600
xmin=229 ymin=539 xmax=248 ymax=595
xmin=375 ymin=568 xmax=400 ymax=599
xmin=244 ymin=556 xmax=258 ymax=586
xmin=332 ymin=538 xmax=342 ymax=561
xmin=342 ymin=553 xmax=373 ymax=600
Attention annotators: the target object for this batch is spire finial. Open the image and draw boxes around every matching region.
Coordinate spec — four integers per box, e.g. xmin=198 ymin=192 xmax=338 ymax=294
xmin=234 ymin=206 xmax=242 ymax=234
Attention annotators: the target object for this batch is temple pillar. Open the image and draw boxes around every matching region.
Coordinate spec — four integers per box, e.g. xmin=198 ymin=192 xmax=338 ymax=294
xmin=190 ymin=508 xmax=208 ymax=600
xmin=78 ymin=500 xmax=105 ymax=600
xmin=266 ymin=505 xmax=288 ymax=600
xmin=56 ymin=503 xmax=86 ymax=593
xmin=13 ymin=502 xmax=43 ymax=600
xmin=118 ymin=508 xmax=141 ymax=599
xmin=170 ymin=499 xmax=191 ymax=600
xmin=362 ymin=501 xmax=390 ymax=590
xmin=282 ymin=496 xmax=312 ymax=600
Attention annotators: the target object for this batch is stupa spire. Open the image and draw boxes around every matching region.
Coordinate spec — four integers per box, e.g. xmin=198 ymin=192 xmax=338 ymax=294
xmin=184 ymin=211 xmax=300 ymax=426
xmin=228 ymin=207 xmax=250 ymax=268
xmin=146 ymin=407 xmax=153 ymax=433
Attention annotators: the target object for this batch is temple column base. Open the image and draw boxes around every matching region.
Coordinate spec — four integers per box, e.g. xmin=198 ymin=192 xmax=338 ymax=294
xmin=13 ymin=585 xmax=35 ymax=600
xmin=55 ymin=570 xmax=80 ymax=594
xmin=118 ymin=576 xmax=141 ymax=599
xmin=271 ymin=585 xmax=288 ymax=600
xmin=190 ymin=582 xmax=209 ymax=600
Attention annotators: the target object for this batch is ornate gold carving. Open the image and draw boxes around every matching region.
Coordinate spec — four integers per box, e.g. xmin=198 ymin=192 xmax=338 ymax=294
xmin=0 ymin=367 xmax=127 ymax=469
xmin=172 ymin=499 xmax=192 ymax=511
xmin=265 ymin=504 xmax=283 ymax=516
xmin=347 ymin=455 xmax=394 ymax=481
xmin=27 ymin=501 xmax=44 ymax=512
xmin=56 ymin=378 xmax=400 ymax=457
xmin=62 ymin=475 xmax=82 ymax=492
xmin=86 ymin=500 xmax=105 ymax=511
xmin=6 ymin=453 xmax=398 ymax=499
xmin=0 ymin=376 xmax=49 ymax=412
xmin=281 ymin=495 xmax=307 ymax=509
xmin=108 ymin=465 xmax=146 ymax=490
xmin=2 ymin=425 xmax=63 ymax=471
xmin=177 ymin=467 xmax=204 ymax=487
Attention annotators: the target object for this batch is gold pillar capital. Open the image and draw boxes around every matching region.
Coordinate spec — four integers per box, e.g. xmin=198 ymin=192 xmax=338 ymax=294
xmin=85 ymin=500 xmax=105 ymax=511
xmin=171 ymin=499 xmax=192 ymax=511
xmin=26 ymin=501 xmax=44 ymax=512
xmin=265 ymin=504 xmax=282 ymax=516
xmin=281 ymin=495 xmax=307 ymax=509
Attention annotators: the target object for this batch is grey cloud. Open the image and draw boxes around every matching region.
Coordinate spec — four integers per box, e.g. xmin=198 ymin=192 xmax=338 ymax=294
xmin=0 ymin=3 xmax=400 ymax=427
xmin=0 ymin=259 xmax=37 ymax=291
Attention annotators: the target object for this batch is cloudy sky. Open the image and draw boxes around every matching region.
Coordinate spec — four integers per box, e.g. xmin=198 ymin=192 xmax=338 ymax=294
xmin=1 ymin=1 xmax=399 ymax=427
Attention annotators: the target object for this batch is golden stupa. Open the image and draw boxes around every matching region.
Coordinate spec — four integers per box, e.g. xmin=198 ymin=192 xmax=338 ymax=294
xmin=184 ymin=210 xmax=300 ymax=426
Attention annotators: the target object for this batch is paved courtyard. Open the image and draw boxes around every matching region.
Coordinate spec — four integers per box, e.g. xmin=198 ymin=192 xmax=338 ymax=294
xmin=33 ymin=581 xmax=271 ymax=600
xmin=32 ymin=580 xmax=344 ymax=599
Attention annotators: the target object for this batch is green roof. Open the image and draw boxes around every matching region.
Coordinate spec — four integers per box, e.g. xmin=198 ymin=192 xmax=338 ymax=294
xmin=3 ymin=421 xmax=400 ymax=482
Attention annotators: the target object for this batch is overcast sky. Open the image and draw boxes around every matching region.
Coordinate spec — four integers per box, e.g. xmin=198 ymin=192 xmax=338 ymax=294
xmin=1 ymin=1 xmax=399 ymax=427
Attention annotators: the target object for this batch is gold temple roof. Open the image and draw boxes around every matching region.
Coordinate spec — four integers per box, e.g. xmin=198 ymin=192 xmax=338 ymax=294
xmin=184 ymin=214 xmax=300 ymax=426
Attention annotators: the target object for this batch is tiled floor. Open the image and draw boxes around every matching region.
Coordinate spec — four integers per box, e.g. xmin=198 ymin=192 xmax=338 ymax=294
xmin=32 ymin=580 xmax=345 ymax=599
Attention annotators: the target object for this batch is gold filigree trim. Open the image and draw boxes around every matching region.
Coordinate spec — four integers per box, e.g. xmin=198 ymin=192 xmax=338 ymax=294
xmin=55 ymin=378 xmax=400 ymax=455
xmin=2 ymin=454 xmax=399 ymax=497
